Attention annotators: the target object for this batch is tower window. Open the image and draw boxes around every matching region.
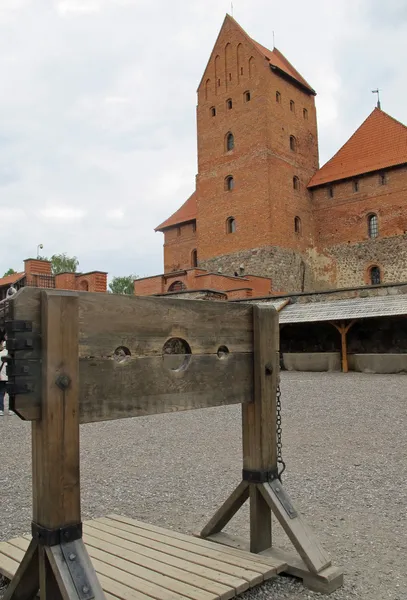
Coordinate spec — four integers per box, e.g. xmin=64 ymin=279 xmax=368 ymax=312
xmin=379 ymin=172 xmax=387 ymax=185
xmin=290 ymin=100 xmax=295 ymax=113
xmin=328 ymin=186 xmax=334 ymax=198
xmin=217 ymin=78 xmax=221 ymax=87
xmin=226 ymin=217 xmax=236 ymax=234
xmin=226 ymin=98 xmax=233 ymax=110
xmin=225 ymin=175 xmax=234 ymax=191
xmin=289 ymin=135 xmax=297 ymax=151
xmin=353 ymin=180 xmax=359 ymax=192
xmin=368 ymin=213 xmax=379 ymax=238
xmin=276 ymin=91 xmax=281 ymax=103
xmin=240 ymin=67 xmax=244 ymax=75
xmin=303 ymin=108 xmax=308 ymax=119
xmin=210 ymin=106 xmax=216 ymax=117
xmin=226 ymin=132 xmax=234 ymax=151
xmin=191 ymin=249 xmax=198 ymax=267
xmin=244 ymin=91 xmax=251 ymax=102
xmin=294 ymin=216 xmax=301 ymax=234
xmin=293 ymin=176 xmax=300 ymax=190
xmin=370 ymin=266 xmax=381 ymax=285
xmin=229 ymin=73 xmax=232 ymax=81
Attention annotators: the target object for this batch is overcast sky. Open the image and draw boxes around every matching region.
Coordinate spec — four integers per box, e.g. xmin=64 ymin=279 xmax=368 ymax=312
xmin=1 ymin=0 xmax=406 ymax=280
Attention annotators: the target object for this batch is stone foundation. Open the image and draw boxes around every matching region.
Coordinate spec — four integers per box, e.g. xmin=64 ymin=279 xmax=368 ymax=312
xmin=199 ymin=246 xmax=313 ymax=294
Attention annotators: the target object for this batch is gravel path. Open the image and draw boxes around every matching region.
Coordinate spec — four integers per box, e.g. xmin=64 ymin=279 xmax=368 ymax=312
xmin=1 ymin=372 xmax=406 ymax=599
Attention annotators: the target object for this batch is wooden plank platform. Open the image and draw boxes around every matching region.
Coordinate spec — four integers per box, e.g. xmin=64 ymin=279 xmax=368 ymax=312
xmin=0 ymin=515 xmax=287 ymax=600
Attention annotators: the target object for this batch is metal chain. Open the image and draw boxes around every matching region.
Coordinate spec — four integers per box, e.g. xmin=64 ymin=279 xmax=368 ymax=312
xmin=276 ymin=382 xmax=286 ymax=481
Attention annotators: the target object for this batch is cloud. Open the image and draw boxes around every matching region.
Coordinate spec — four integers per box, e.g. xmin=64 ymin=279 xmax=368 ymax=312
xmin=0 ymin=0 xmax=406 ymax=280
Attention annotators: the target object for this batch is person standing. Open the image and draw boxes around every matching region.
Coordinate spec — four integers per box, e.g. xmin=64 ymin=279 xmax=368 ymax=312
xmin=0 ymin=338 xmax=13 ymax=416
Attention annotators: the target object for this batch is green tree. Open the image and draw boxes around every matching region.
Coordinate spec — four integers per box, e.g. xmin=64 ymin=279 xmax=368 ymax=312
xmin=109 ymin=275 xmax=136 ymax=295
xmin=3 ymin=268 xmax=17 ymax=277
xmin=39 ymin=253 xmax=79 ymax=274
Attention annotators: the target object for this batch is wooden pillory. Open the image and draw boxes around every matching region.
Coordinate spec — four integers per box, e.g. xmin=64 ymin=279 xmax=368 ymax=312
xmin=0 ymin=288 xmax=343 ymax=599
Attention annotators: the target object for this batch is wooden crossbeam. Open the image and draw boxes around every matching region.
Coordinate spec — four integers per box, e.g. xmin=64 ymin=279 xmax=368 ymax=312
xmin=8 ymin=288 xmax=255 ymax=422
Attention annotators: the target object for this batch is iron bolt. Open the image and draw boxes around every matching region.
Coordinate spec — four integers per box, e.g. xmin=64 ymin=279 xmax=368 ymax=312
xmin=82 ymin=586 xmax=89 ymax=593
xmin=56 ymin=374 xmax=71 ymax=390
xmin=69 ymin=553 xmax=76 ymax=561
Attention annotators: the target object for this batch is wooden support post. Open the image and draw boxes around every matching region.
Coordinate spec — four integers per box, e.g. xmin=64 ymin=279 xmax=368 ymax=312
xmin=242 ymin=305 xmax=279 ymax=553
xmin=331 ymin=321 xmax=356 ymax=373
xmin=5 ymin=291 xmax=105 ymax=600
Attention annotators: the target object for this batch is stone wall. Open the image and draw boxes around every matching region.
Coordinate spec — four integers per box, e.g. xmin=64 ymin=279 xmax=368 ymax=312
xmin=200 ymin=245 xmax=312 ymax=293
xmin=323 ymin=235 xmax=407 ymax=288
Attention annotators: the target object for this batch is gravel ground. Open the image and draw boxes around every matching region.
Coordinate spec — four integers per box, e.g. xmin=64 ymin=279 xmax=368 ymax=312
xmin=1 ymin=372 xmax=407 ymax=599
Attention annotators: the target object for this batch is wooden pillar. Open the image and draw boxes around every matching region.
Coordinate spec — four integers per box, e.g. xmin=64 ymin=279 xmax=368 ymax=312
xmin=331 ymin=321 xmax=356 ymax=374
xmin=32 ymin=291 xmax=80 ymax=532
xmin=242 ymin=305 xmax=279 ymax=553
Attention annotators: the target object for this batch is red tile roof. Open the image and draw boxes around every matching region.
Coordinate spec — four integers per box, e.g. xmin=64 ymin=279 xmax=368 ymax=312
xmin=251 ymin=41 xmax=315 ymax=94
xmin=309 ymin=108 xmax=407 ymax=187
xmin=0 ymin=272 xmax=24 ymax=288
xmin=155 ymin=192 xmax=197 ymax=231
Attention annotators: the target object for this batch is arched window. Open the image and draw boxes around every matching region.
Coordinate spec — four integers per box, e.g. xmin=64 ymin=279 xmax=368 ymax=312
xmin=226 ymin=98 xmax=233 ymax=110
xmin=294 ymin=216 xmax=301 ymax=234
xmin=210 ymin=106 xmax=216 ymax=117
xmin=290 ymin=100 xmax=295 ymax=113
xmin=370 ymin=266 xmax=381 ymax=285
xmin=368 ymin=213 xmax=378 ymax=238
xmin=303 ymin=108 xmax=308 ymax=119
xmin=293 ymin=176 xmax=300 ymax=190
xmin=225 ymin=175 xmax=234 ymax=191
xmin=289 ymin=135 xmax=297 ymax=151
xmin=244 ymin=90 xmax=251 ymax=102
xmin=226 ymin=132 xmax=234 ymax=151
xmin=276 ymin=91 xmax=281 ymax=103
xmin=168 ymin=281 xmax=187 ymax=292
xmin=191 ymin=249 xmax=198 ymax=267
xmin=226 ymin=217 xmax=236 ymax=234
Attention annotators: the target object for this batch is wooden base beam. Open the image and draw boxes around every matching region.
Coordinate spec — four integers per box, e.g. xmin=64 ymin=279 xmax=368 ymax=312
xmin=204 ymin=532 xmax=343 ymax=595
xmin=200 ymin=478 xmax=343 ymax=594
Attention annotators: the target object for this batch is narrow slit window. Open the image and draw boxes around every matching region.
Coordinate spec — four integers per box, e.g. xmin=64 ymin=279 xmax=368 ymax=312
xmin=290 ymin=100 xmax=295 ymax=113
xmin=210 ymin=106 xmax=216 ymax=117
xmin=191 ymin=249 xmax=198 ymax=267
xmin=225 ymin=175 xmax=234 ymax=191
xmin=226 ymin=217 xmax=236 ymax=234
xmin=303 ymin=108 xmax=308 ymax=119
xmin=290 ymin=135 xmax=297 ymax=151
xmin=244 ymin=91 xmax=251 ymax=102
xmin=293 ymin=176 xmax=300 ymax=190
xmin=328 ymin=186 xmax=334 ymax=198
xmin=226 ymin=132 xmax=234 ymax=151
xmin=294 ymin=216 xmax=301 ymax=234
xmin=379 ymin=172 xmax=387 ymax=185
xmin=276 ymin=91 xmax=281 ymax=103
xmin=353 ymin=180 xmax=359 ymax=192
xmin=226 ymin=98 xmax=233 ymax=110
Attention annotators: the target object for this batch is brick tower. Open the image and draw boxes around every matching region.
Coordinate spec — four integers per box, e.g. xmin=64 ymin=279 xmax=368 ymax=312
xmin=156 ymin=15 xmax=319 ymax=293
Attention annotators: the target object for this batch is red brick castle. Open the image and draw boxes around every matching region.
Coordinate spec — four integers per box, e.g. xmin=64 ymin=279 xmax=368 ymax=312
xmin=135 ymin=15 xmax=407 ymax=299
